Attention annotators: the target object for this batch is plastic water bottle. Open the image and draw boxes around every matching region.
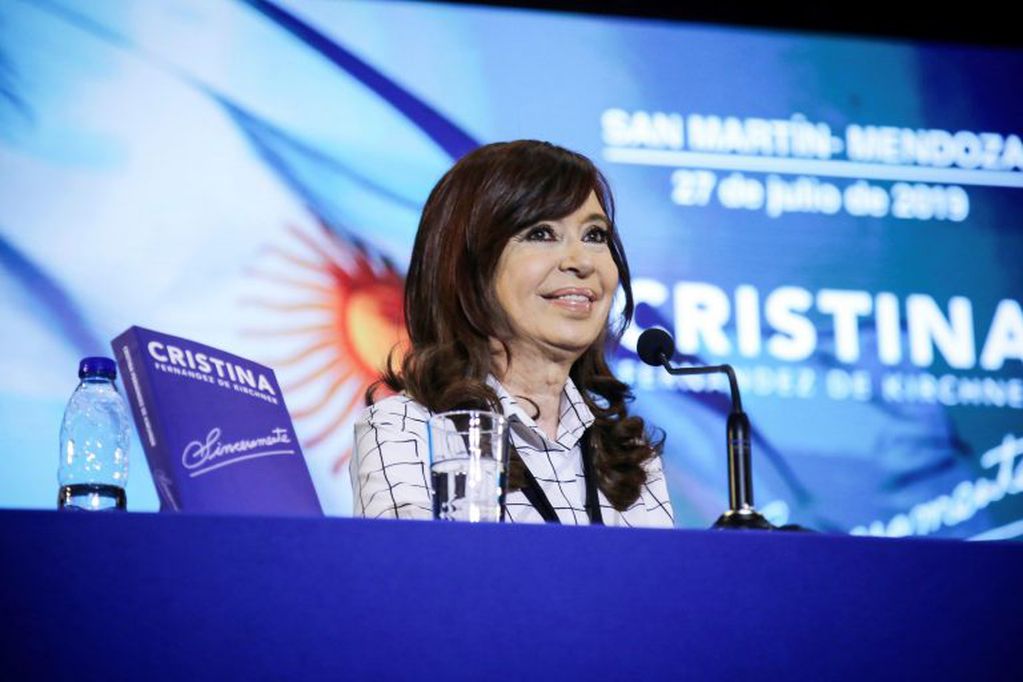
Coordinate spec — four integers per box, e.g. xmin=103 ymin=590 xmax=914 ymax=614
xmin=58 ymin=357 xmax=130 ymax=511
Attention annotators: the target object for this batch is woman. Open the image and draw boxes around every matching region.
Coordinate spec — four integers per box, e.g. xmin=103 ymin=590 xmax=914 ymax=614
xmin=351 ymin=140 xmax=673 ymax=527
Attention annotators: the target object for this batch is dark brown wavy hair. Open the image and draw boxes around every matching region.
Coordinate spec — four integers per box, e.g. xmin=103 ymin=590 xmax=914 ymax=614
xmin=372 ymin=140 xmax=660 ymax=511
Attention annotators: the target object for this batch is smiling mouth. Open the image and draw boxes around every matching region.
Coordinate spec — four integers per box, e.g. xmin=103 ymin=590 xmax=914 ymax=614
xmin=548 ymin=293 xmax=591 ymax=303
xmin=542 ymin=288 xmax=597 ymax=302
xmin=542 ymin=290 xmax=599 ymax=314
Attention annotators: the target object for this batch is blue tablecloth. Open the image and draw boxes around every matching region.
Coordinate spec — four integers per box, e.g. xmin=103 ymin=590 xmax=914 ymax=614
xmin=2 ymin=510 xmax=1019 ymax=680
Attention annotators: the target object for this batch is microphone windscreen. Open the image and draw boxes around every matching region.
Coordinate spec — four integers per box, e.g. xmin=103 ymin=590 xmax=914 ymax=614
xmin=637 ymin=328 xmax=675 ymax=366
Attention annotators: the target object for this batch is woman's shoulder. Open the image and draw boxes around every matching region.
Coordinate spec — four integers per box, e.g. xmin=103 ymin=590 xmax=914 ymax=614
xmin=355 ymin=393 xmax=434 ymax=427
xmin=642 ymin=451 xmax=667 ymax=475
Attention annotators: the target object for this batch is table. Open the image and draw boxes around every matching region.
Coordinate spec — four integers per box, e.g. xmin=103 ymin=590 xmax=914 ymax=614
xmin=2 ymin=510 xmax=1019 ymax=680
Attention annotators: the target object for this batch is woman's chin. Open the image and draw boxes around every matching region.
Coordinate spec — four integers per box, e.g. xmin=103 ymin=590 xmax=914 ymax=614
xmin=541 ymin=333 xmax=603 ymax=359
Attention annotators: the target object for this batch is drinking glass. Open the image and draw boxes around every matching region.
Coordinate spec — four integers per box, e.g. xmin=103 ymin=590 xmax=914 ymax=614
xmin=428 ymin=410 xmax=509 ymax=522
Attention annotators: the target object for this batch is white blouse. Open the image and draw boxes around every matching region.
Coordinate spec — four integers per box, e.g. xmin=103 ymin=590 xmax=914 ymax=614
xmin=351 ymin=377 xmax=674 ymax=528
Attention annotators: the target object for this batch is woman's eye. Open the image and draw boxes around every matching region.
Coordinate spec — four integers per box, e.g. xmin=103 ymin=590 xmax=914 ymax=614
xmin=584 ymin=226 xmax=610 ymax=243
xmin=523 ymin=225 xmax=555 ymax=241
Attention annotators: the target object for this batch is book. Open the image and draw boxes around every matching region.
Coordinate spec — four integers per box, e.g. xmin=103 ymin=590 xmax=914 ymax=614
xmin=112 ymin=326 xmax=323 ymax=515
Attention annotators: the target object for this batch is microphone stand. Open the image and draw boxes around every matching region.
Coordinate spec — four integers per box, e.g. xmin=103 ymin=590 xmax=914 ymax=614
xmin=652 ymin=351 xmax=775 ymax=530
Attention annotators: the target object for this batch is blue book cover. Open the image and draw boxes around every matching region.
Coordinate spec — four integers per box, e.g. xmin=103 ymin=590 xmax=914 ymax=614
xmin=112 ymin=326 xmax=323 ymax=515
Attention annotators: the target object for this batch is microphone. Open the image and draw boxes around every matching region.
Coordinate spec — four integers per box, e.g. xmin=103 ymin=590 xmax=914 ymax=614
xmin=637 ymin=328 xmax=774 ymax=530
xmin=636 ymin=327 xmax=676 ymax=368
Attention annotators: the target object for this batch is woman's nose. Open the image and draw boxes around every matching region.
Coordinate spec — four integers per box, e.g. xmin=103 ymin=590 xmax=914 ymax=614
xmin=559 ymin=238 xmax=595 ymax=276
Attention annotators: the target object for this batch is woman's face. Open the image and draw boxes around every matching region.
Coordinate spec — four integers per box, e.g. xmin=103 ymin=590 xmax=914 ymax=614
xmin=493 ymin=191 xmax=619 ymax=362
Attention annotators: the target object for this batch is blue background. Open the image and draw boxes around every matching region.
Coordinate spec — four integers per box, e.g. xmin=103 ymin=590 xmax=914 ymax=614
xmin=0 ymin=0 xmax=1020 ymax=539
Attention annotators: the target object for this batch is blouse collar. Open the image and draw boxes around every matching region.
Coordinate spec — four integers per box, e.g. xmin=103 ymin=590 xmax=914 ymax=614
xmin=486 ymin=374 xmax=595 ymax=452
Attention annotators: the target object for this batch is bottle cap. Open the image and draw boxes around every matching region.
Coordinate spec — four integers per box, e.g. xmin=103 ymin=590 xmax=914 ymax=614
xmin=79 ymin=356 xmax=117 ymax=380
